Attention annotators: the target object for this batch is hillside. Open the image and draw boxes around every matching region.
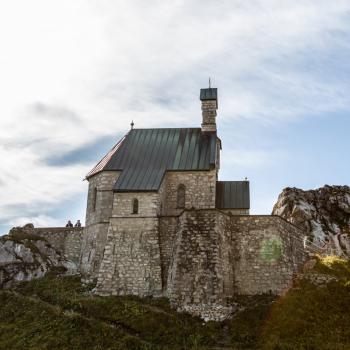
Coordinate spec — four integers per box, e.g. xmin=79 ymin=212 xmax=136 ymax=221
xmin=273 ymin=185 xmax=350 ymax=256
xmin=1 ymin=256 xmax=350 ymax=350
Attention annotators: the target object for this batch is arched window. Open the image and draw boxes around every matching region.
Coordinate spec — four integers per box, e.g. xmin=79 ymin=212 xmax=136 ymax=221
xmin=177 ymin=184 xmax=186 ymax=209
xmin=92 ymin=187 xmax=97 ymax=212
xmin=132 ymin=198 xmax=139 ymax=214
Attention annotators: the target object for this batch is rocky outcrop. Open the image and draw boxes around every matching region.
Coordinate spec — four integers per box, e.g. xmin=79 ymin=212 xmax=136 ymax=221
xmin=0 ymin=224 xmax=76 ymax=288
xmin=273 ymin=185 xmax=350 ymax=256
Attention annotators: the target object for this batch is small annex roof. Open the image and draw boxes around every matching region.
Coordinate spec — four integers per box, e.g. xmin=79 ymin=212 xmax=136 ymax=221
xmin=87 ymin=128 xmax=218 ymax=192
xmin=216 ymin=181 xmax=250 ymax=209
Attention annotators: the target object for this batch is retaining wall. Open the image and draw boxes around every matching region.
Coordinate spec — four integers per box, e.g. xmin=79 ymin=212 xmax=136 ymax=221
xmin=33 ymin=227 xmax=84 ymax=264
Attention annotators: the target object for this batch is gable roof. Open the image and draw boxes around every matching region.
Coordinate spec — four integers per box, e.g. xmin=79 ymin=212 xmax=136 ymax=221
xmin=85 ymin=135 xmax=126 ymax=179
xmin=216 ymin=181 xmax=250 ymax=209
xmin=87 ymin=128 xmax=218 ymax=192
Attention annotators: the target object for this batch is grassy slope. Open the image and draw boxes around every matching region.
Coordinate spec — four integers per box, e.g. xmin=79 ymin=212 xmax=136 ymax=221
xmin=0 ymin=256 xmax=349 ymax=350
xmin=0 ymin=273 xmax=273 ymax=350
xmin=261 ymin=256 xmax=350 ymax=350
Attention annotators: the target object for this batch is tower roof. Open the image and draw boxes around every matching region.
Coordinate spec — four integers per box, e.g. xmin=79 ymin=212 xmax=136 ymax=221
xmin=200 ymin=88 xmax=218 ymax=101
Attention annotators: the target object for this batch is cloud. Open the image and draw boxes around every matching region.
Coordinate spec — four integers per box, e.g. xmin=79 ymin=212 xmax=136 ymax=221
xmin=0 ymin=143 xmax=89 ymax=226
xmin=0 ymin=0 xmax=349 ymax=228
xmin=8 ymin=215 xmax=62 ymax=229
xmin=44 ymin=134 xmax=122 ymax=166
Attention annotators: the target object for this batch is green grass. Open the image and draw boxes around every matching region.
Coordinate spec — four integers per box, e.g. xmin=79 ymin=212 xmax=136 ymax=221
xmin=0 ymin=272 xmax=273 ymax=349
xmin=260 ymin=256 xmax=350 ymax=350
xmin=0 ymin=292 xmax=146 ymax=350
xmin=1 ymin=256 xmax=350 ymax=349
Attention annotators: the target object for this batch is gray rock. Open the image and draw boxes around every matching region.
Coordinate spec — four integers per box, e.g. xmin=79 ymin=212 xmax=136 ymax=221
xmin=0 ymin=224 xmax=78 ymax=288
xmin=273 ymin=185 xmax=350 ymax=256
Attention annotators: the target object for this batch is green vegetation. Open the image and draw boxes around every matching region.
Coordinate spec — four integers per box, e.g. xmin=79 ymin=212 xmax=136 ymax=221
xmin=1 ymin=256 xmax=350 ymax=349
xmin=261 ymin=256 xmax=350 ymax=350
xmin=0 ymin=273 xmax=273 ymax=349
xmin=313 ymin=255 xmax=350 ymax=280
xmin=5 ymin=229 xmax=45 ymax=243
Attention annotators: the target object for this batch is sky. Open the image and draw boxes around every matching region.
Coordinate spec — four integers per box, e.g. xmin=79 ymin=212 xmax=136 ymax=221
xmin=0 ymin=0 xmax=349 ymax=235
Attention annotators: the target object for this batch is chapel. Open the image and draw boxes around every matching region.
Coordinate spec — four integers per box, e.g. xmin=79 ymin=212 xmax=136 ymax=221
xmin=79 ymin=87 xmax=303 ymax=307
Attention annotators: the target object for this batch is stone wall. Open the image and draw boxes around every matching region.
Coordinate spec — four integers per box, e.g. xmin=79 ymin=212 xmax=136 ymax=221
xmin=34 ymin=227 xmax=84 ymax=265
xmin=81 ymin=169 xmax=217 ymax=281
xmin=220 ymin=209 xmax=249 ymax=215
xmin=166 ymin=210 xmax=307 ymax=306
xmin=166 ymin=210 xmax=228 ymax=305
xmin=81 ymin=171 xmax=119 ymax=281
xmin=95 ymin=217 xmax=162 ymax=297
xmin=159 ymin=216 xmax=180 ymax=290
xmin=201 ymin=99 xmax=217 ymax=132
xmin=112 ymin=191 xmax=160 ymax=217
xmin=162 ymin=171 xmax=217 ymax=216
xmin=92 ymin=209 xmax=307 ymax=303
xmin=79 ymin=223 xmax=109 ymax=280
xmin=85 ymin=171 xmax=120 ymax=225
xmin=228 ymin=215 xmax=307 ymax=295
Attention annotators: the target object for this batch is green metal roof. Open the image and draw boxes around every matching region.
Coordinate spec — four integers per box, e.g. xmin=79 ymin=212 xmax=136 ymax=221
xmin=93 ymin=128 xmax=218 ymax=192
xmin=216 ymin=181 xmax=250 ymax=209
xmin=200 ymin=88 xmax=218 ymax=101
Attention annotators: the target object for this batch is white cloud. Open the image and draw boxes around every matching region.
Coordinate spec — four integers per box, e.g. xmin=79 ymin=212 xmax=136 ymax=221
xmin=0 ymin=0 xmax=349 ymax=226
xmin=8 ymin=215 xmax=62 ymax=229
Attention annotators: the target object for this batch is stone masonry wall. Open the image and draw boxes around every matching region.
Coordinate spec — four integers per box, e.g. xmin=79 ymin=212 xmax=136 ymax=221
xmin=166 ymin=210 xmax=307 ymax=306
xmin=112 ymin=191 xmax=160 ymax=217
xmin=96 ymin=190 xmax=163 ymax=296
xmin=220 ymin=209 xmax=250 ymax=215
xmin=85 ymin=171 xmax=120 ymax=225
xmin=81 ymin=171 xmax=119 ymax=281
xmin=162 ymin=170 xmax=217 ymax=216
xmin=80 ymin=223 xmax=109 ymax=280
xmin=201 ymin=99 xmax=217 ymax=132
xmin=96 ymin=217 xmax=162 ymax=297
xmin=228 ymin=215 xmax=307 ymax=295
xmin=167 ymin=210 xmax=227 ymax=305
xmin=34 ymin=227 xmax=84 ymax=265
xmin=159 ymin=216 xmax=180 ymax=290
xmin=92 ymin=209 xmax=306 ymax=302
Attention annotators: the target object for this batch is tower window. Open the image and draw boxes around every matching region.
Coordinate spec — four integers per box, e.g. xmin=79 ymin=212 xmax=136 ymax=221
xmin=132 ymin=198 xmax=139 ymax=214
xmin=92 ymin=187 xmax=97 ymax=212
xmin=177 ymin=184 xmax=186 ymax=209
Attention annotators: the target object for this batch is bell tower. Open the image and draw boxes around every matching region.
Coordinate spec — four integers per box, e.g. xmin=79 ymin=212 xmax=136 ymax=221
xmin=200 ymin=87 xmax=218 ymax=132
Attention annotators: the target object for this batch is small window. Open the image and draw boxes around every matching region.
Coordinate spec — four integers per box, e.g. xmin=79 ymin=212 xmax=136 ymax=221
xmin=177 ymin=184 xmax=186 ymax=209
xmin=132 ymin=198 xmax=139 ymax=214
xmin=92 ymin=187 xmax=97 ymax=212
